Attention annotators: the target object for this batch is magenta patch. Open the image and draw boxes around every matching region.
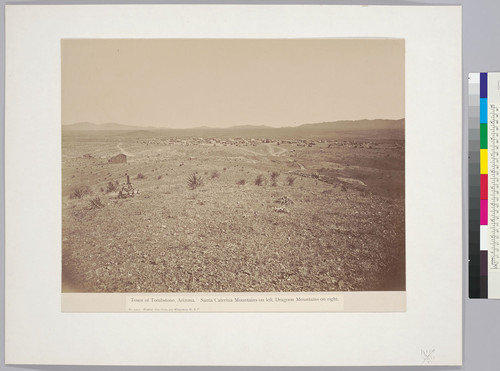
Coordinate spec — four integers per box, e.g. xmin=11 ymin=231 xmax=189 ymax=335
xmin=481 ymin=199 xmax=488 ymax=225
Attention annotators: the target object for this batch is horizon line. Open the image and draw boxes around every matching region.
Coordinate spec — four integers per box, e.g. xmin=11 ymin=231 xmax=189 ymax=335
xmin=62 ymin=117 xmax=406 ymax=130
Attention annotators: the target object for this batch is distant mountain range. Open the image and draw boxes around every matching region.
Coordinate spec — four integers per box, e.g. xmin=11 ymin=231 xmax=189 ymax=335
xmin=63 ymin=119 xmax=403 ymax=132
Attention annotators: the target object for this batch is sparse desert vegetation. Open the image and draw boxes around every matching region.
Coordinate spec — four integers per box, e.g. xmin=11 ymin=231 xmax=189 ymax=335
xmin=70 ymin=185 xmax=91 ymax=199
xmin=62 ymin=121 xmax=405 ymax=293
xmin=106 ymin=180 xmax=119 ymax=193
xmin=270 ymin=171 xmax=280 ymax=186
xmin=89 ymin=195 xmax=105 ymax=209
xmin=187 ymin=173 xmax=204 ymax=190
xmin=254 ymin=174 xmax=265 ymax=186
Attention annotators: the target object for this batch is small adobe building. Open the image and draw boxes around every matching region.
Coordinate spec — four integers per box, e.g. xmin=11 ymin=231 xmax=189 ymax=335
xmin=109 ymin=153 xmax=127 ymax=164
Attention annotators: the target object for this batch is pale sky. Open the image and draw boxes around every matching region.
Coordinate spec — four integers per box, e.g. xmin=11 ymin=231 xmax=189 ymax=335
xmin=62 ymin=39 xmax=404 ymax=128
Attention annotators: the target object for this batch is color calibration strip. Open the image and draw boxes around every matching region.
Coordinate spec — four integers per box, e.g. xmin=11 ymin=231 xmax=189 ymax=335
xmin=469 ymin=72 xmax=500 ymax=299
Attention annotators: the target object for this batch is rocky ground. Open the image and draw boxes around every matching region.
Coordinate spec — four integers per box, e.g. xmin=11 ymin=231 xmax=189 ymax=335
xmin=62 ymin=132 xmax=405 ymax=293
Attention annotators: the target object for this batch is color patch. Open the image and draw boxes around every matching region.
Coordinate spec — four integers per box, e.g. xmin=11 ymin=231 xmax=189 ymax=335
xmin=481 ymin=124 xmax=488 ymax=149
xmin=481 ymin=251 xmax=489 ymax=276
xmin=481 ymin=225 xmax=488 ymax=251
xmin=481 ymin=149 xmax=488 ymax=174
xmin=481 ymin=98 xmax=488 ymax=123
xmin=481 ymin=174 xmax=488 ymax=199
xmin=481 ymin=72 xmax=488 ymax=98
xmin=481 ymin=199 xmax=488 ymax=225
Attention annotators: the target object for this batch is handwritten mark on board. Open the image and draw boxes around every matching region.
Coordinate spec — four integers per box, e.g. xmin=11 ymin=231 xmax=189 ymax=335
xmin=421 ymin=349 xmax=435 ymax=364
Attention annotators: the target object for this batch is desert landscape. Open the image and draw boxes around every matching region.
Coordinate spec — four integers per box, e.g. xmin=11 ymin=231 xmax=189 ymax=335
xmin=61 ymin=119 xmax=405 ymax=293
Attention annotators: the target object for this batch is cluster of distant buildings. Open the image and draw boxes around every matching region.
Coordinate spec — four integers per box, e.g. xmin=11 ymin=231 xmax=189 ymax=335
xmin=79 ymin=137 xmax=404 ymax=165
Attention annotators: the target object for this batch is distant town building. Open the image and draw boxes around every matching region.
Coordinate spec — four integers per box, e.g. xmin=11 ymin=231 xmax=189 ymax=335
xmin=109 ymin=153 xmax=127 ymax=164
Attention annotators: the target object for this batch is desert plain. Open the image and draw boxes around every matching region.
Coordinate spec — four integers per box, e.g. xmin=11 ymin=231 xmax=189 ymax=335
xmin=62 ymin=119 xmax=405 ymax=293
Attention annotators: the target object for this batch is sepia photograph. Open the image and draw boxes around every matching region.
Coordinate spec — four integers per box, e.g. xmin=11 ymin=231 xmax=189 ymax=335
xmin=61 ymin=38 xmax=405 ymax=297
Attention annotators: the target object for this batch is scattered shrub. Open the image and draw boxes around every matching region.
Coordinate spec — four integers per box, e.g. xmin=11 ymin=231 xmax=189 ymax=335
xmin=157 ymin=175 xmax=162 ymax=180
xmin=106 ymin=180 xmax=119 ymax=193
xmin=276 ymin=196 xmax=294 ymax=205
xmin=286 ymin=175 xmax=296 ymax=186
xmin=89 ymin=196 xmax=105 ymax=209
xmin=70 ymin=185 xmax=91 ymax=199
xmin=254 ymin=174 xmax=265 ymax=186
xmin=237 ymin=179 xmax=246 ymax=185
xmin=273 ymin=207 xmax=289 ymax=214
xmin=271 ymin=171 xmax=280 ymax=186
xmin=211 ymin=170 xmax=221 ymax=179
xmin=187 ymin=173 xmax=204 ymax=190
xmin=137 ymin=173 xmax=146 ymax=179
